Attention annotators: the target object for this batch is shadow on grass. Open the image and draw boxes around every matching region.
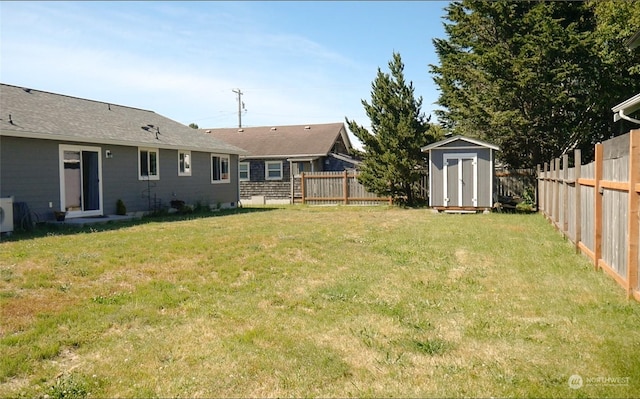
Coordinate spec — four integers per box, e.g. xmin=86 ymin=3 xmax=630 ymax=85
xmin=0 ymin=206 xmax=277 ymax=242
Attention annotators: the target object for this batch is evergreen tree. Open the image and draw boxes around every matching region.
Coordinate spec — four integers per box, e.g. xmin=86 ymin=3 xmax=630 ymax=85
xmin=431 ymin=0 xmax=640 ymax=168
xmin=346 ymin=52 xmax=439 ymax=206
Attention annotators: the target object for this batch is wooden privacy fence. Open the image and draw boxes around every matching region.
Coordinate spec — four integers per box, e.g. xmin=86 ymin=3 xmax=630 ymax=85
xmin=297 ymin=171 xmax=392 ymax=205
xmin=537 ymin=129 xmax=640 ymax=301
xmin=495 ymin=168 xmax=536 ymax=198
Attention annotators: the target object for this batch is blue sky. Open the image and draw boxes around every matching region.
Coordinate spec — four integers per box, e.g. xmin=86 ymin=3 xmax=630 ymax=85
xmin=1 ymin=1 xmax=449 ymax=147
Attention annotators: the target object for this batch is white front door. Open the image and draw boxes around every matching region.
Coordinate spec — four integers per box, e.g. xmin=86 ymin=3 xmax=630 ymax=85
xmin=443 ymin=153 xmax=478 ymax=207
xmin=59 ymin=145 xmax=103 ymax=218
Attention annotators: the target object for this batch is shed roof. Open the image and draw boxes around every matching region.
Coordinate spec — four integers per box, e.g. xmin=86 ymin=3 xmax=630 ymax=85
xmin=0 ymin=83 xmax=246 ymax=154
xmin=203 ymin=123 xmax=351 ymax=158
xmin=421 ymin=135 xmax=500 ymax=152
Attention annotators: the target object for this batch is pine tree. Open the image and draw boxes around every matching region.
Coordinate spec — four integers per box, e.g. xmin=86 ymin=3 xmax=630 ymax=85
xmin=430 ymin=0 xmax=640 ymax=168
xmin=346 ymin=52 xmax=439 ymax=206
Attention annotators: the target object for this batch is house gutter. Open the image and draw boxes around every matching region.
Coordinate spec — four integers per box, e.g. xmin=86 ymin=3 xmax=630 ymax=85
xmin=240 ymin=153 xmax=327 ymax=160
xmin=612 ymin=93 xmax=640 ymax=125
xmin=0 ymin=129 xmax=248 ymax=155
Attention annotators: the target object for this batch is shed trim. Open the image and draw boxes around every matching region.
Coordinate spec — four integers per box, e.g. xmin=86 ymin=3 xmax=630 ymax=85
xmin=421 ymin=135 xmax=500 ymax=152
xmin=443 ymin=152 xmax=478 ymax=207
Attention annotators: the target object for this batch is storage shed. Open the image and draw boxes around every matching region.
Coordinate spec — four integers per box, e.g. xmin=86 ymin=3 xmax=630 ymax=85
xmin=421 ymin=135 xmax=500 ymax=211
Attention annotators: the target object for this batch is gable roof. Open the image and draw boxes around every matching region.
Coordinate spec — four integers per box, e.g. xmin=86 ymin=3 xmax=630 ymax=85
xmin=203 ymin=122 xmax=351 ymax=158
xmin=0 ymin=83 xmax=246 ymax=154
xmin=421 ymin=135 xmax=500 ymax=152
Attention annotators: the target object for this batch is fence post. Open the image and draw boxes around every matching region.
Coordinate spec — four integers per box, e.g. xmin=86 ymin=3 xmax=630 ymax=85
xmin=553 ymin=158 xmax=562 ymax=229
xmin=627 ymin=130 xmax=639 ymax=298
xmin=343 ymin=170 xmax=349 ymax=205
xmin=551 ymin=159 xmax=556 ymax=222
xmin=574 ymin=149 xmax=582 ymax=254
xmin=301 ymin=172 xmax=306 ymax=205
xmin=594 ymin=143 xmax=603 ymax=271
xmin=544 ymin=162 xmax=550 ymax=219
xmin=562 ymin=154 xmax=569 ymax=235
xmin=536 ymin=164 xmax=541 ymax=212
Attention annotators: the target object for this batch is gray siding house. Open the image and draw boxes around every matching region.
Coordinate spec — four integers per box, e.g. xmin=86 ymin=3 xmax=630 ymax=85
xmin=422 ymin=135 xmax=499 ymax=211
xmin=203 ymin=123 xmax=360 ymax=204
xmin=0 ymin=84 xmax=246 ymax=223
xmin=611 ymin=31 xmax=640 ymax=126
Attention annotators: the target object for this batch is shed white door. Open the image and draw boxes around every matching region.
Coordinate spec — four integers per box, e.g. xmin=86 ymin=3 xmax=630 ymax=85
xmin=443 ymin=153 xmax=477 ymax=207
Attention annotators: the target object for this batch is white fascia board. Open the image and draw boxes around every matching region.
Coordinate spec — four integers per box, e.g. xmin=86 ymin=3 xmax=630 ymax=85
xmin=612 ymin=93 xmax=640 ymax=114
xmin=612 ymin=93 xmax=640 ymax=123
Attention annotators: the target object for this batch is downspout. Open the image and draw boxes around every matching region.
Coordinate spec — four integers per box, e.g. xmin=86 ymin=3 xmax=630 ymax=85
xmin=617 ymin=109 xmax=640 ymax=125
xmin=237 ymin=156 xmax=241 ymax=208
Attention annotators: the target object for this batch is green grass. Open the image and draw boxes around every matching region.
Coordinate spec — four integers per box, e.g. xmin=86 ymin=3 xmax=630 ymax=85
xmin=1 ymin=206 xmax=639 ymax=398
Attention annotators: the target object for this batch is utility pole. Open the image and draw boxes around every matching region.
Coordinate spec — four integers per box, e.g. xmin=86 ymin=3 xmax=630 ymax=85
xmin=232 ymin=88 xmax=244 ymax=128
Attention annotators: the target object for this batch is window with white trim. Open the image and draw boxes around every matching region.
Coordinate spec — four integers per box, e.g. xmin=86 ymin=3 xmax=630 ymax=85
xmin=265 ymin=161 xmax=283 ymax=180
xmin=178 ymin=150 xmax=191 ymax=176
xmin=239 ymin=162 xmax=250 ymax=181
xmin=211 ymin=154 xmax=230 ymax=183
xmin=139 ymin=148 xmax=159 ymax=180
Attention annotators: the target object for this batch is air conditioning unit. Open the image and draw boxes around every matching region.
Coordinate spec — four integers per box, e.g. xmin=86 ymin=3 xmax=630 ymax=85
xmin=0 ymin=197 xmax=14 ymax=233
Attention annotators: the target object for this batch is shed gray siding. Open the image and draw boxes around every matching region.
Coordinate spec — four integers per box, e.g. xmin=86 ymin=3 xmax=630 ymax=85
xmin=430 ymin=147 xmax=494 ymax=208
xmin=0 ymin=136 xmax=239 ymax=221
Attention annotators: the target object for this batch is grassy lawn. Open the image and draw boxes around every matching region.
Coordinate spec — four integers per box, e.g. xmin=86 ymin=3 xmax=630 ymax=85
xmin=1 ymin=206 xmax=639 ymax=398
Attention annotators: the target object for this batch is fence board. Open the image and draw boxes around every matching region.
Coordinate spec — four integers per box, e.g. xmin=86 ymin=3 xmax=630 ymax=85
xmin=581 ymin=185 xmax=595 ymax=253
xmin=567 ymin=169 xmax=576 ymax=242
xmin=602 ymin=190 xmax=628 ymax=278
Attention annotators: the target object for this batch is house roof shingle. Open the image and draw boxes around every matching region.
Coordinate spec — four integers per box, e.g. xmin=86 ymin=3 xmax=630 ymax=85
xmin=0 ymin=83 xmax=246 ymax=154
xmin=202 ymin=122 xmax=350 ymax=158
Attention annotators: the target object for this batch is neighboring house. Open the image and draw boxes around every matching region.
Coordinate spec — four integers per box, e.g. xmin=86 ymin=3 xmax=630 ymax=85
xmin=611 ymin=30 xmax=640 ymax=125
xmin=203 ymin=123 xmax=360 ymax=204
xmin=0 ymin=83 xmax=246 ymax=224
xmin=421 ymin=135 xmax=500 ymax=211
xmin=612 ymin=93 xmax=640 ymax=125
